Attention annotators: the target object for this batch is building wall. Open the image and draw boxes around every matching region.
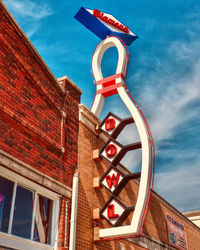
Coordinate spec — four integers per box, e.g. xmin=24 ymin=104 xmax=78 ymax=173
xmin=0 ymin=1 xmax=81 ymax=249
xmin=0 ymin=1 xmax=81 ymax=187
xmin=77 ymin=104 xmax=200 ymax=250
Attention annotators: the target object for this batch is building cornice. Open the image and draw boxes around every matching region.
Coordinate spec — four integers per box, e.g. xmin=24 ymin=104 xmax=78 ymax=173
xmin=0 ymin=149 xmax=72 ymax=198
xmin=58 ymin=76 xmax=82 ymax=94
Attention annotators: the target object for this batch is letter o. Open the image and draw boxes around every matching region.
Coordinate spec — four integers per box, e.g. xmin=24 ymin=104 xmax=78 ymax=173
xmin=105 ymin=144 xmax=117 ymax=157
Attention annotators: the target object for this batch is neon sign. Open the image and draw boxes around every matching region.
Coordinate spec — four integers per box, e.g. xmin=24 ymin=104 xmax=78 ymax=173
xmin=93 ymin=9 xmax=129 ymax=33
xmin=75 ymin=7 xmax=155 ymax=240
xmin=74 ymin=7 xmax=138 ymax=46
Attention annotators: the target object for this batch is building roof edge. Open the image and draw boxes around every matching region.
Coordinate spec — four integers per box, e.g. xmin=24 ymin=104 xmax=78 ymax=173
xmin=0 ymin=0 xmax=65 ymax=94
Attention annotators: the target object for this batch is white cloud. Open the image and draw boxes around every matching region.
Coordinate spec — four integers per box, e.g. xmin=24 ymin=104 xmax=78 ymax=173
xmin=3 ymin=0 xmax=53 ymax=38
xmin=3 ymin=0 xmax=52 ymax=19
xmin=102 ymin=37 xmax=200 ymax=148
xmin=137 ymin=38 xmax=200 ymax=145
xmin=154 ymin=162 xmax=200 ymax=212
xmin=99 ymin=21 xmax=200 ymax=214
xmin=149 ymin=74 xmax=200 ymax=143
xmin=100 ymin=38 xmax=200 ymax=172
xmin=25 ymin=23 xmax=40 ymax=38
xmin=133 ymin=37 xmax=200 ymax=212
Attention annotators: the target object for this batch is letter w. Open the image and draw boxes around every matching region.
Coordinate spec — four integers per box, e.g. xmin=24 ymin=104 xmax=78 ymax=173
xmin=106 ymin=173 xmax=120 ymax=189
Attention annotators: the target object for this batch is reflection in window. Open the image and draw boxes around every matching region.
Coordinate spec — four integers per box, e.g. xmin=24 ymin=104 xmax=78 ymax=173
xmin=0 ymin=176 xmax=14 ymax=233
xmin=12 ymin=185 xmax=33 ymax=239
xmin=34 ymin=195 xmax=52 ymax=244
xmin=0 ymin=175 xmax=55 ymax=245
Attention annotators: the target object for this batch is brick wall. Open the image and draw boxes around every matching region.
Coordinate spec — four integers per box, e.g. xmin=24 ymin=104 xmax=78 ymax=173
xmin=0 ymin=2 xmax=81 ymax=249
xmin=77 ymin=104 xmax=200 ymax=250
xmin=0 ymin=1 xmax=81 ymax=187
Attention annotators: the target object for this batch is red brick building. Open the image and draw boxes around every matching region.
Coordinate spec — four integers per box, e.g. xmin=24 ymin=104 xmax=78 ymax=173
xmin=0 ymin=1 xmax=200 ymax=250
xmin=0 ymin=1 xmax=81 ymax=249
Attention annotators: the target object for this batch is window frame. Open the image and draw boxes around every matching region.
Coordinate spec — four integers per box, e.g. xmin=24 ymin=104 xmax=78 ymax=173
xmin=0 ymin=166 xmax=60 ymax=250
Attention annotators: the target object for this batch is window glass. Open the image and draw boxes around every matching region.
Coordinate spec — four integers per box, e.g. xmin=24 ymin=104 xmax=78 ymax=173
xmin=0 ymin=176 xmax=14 ymax=233
xmin=34 ymin=195 xmax=52 ymax=244
xmin=12 ymin=185 xmax=33 ymax=239
xmin=0 ymin=175 xmax=56 ymax=245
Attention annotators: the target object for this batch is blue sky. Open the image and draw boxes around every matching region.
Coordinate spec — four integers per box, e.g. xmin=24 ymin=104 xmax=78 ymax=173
xmin=3 ymin=0 xmax=200 ymax=213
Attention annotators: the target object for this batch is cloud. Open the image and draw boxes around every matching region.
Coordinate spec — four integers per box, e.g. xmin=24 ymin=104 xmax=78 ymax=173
xmin=25 ymin=23 xmax=40 ymax=38
xmin=137 ymin=39 xmax=200 ymax=145
xmin=98 ymin=14 xmax=200 ymax=213
xmin=3 ymin=0 xmax=52 ymax=19
xmin=101 ymin=35 xmax=200 ymax=149
xmin=3 ymin=0 xmax=53 ymax=38
xmin=128 ymin=26 xmax=200 ymax=211
xmin=100 ymin=37 xmax=200 ymax=166
xmin=102 ymin=51 xmax=200 ymax=151
xmin=149 ymin=70 xmax=200 ymax=144
xmin=154 ymin=161 xmax=200 ymax=212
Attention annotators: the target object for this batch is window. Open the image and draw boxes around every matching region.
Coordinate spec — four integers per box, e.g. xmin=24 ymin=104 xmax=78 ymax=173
xmin=12 ymin=185 xmax=34 ymax=239
xmin=34 ymin=194 xmax=53 ymax=244
xmin=0 ymin=174 xmax=59 ymax=248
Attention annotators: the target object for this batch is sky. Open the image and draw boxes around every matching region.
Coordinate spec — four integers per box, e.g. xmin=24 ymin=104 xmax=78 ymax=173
xmin=3 ymin=0 xmax=200 ymax=213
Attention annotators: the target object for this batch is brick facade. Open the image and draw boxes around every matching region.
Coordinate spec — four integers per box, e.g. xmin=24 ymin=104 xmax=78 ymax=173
xmin=0 ymin=1 xmax=81 ymax=187
xmin=0 ymin=1 xmax=81 ymax=249
xmin=77 ymin=104 xmax=200 ymax=250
